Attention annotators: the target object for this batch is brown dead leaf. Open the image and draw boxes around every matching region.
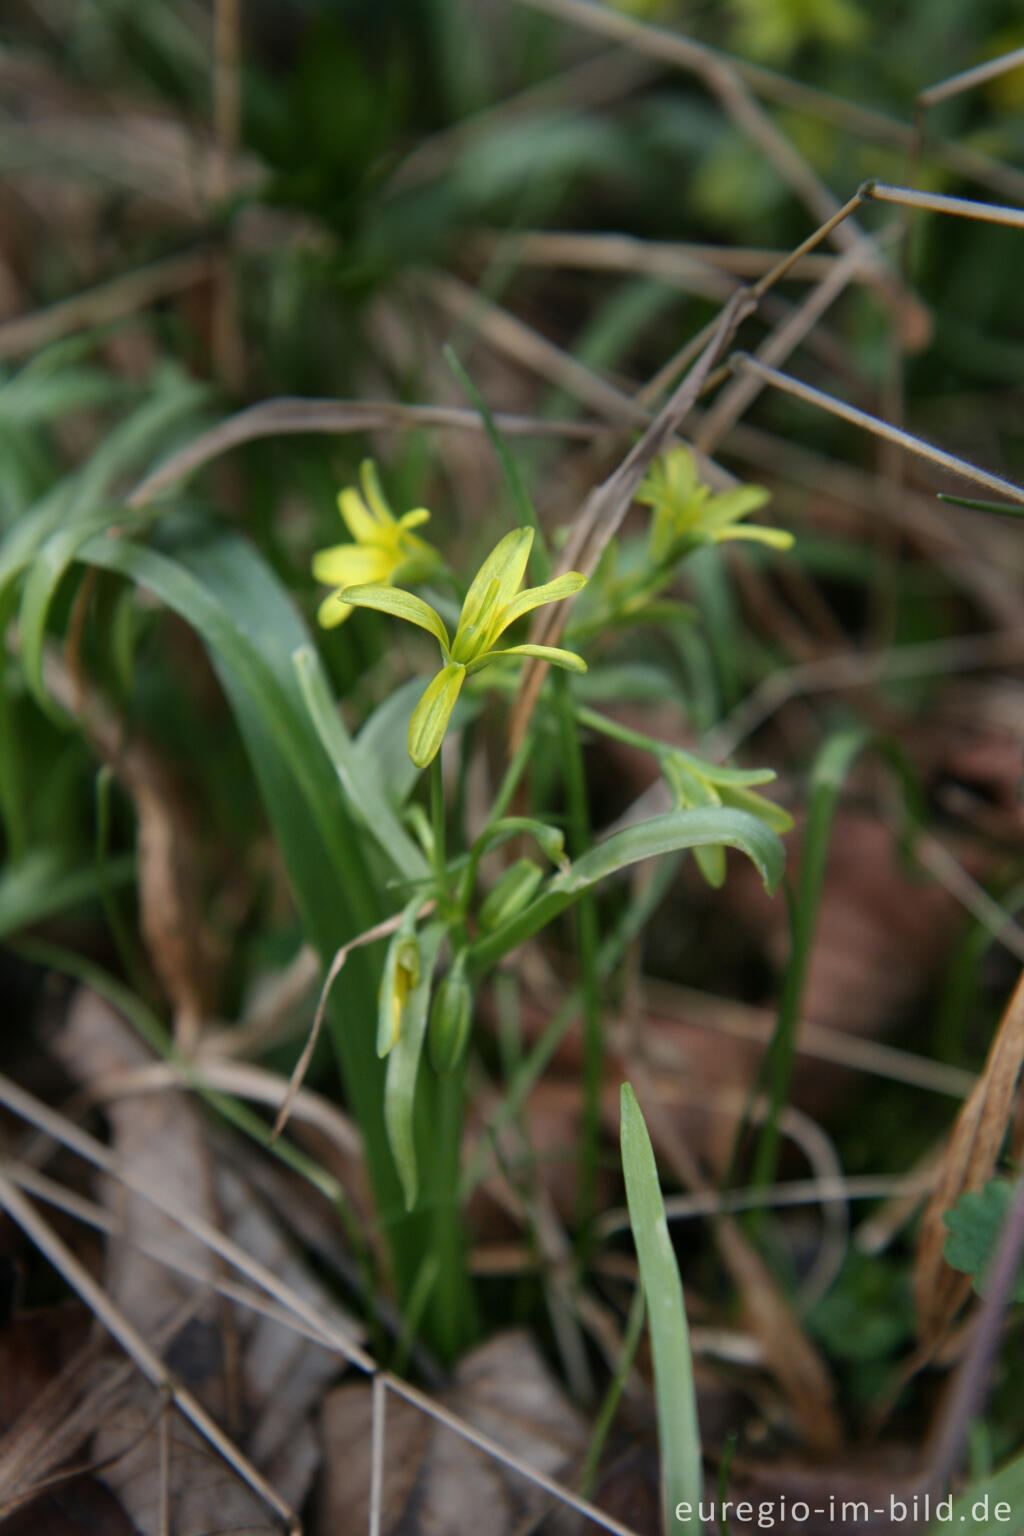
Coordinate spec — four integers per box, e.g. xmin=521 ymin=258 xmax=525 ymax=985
xmin=913 ymin=966 xmax=1024 ymax=1347
xmin=316 ymin=1332 xmax=588 ymax=1535
xmin=53 ymin=989 xmax=359 ymax=1533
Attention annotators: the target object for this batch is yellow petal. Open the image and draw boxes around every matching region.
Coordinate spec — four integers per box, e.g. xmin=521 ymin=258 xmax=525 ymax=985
xmin=337 ymin=486 xmax=384 ymax=544
xmin=317 ymin=591 xmax=354 ymax=628
xmin=312 ymin=542 xmax=395 ymax=586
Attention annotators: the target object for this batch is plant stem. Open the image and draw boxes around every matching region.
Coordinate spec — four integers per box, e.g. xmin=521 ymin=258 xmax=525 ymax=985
xmin=431 ymin=753 xmax=447 ymax=897
xmin=554 ymin=674 xmax=602 ymax=1255
xmin=426 ymin=1053 xmax=477 ymax=1361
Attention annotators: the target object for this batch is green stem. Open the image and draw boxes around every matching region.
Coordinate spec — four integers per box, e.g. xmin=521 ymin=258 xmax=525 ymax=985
xmin=457 ymin=732 xmax=533 ymax=912
xmin=554 ymin=675 xmax=602 ymax=1254
xmin=747 ymin=728 xmax=868 ymax=1201
xmin=431 ymin=753 xmax=448 ymax=897
xmin=426 ymin=1054 xmax=477 ymax=1360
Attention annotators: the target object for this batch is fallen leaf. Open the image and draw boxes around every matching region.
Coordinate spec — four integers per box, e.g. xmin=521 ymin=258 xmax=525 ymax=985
xmin=316 ymin=1332 xmax=588 ymax=1534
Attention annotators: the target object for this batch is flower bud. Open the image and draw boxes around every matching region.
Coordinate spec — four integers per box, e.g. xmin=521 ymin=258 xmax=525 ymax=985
xmin=478 ymin=858 xmax=544 ymax=933
xmin=428 ymin=952 xmax=473 ymax=1075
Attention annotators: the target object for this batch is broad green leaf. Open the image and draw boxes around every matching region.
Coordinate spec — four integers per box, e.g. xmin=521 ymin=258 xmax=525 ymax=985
xmin=408 ymin=663 xmax=466 ymax=768
xmin=620 ymin=1084 xmax=702 ymax=1534
xmin=339 ymin=583 xmax=450 ymax=650
xmin=384 ymin=922 xmax=446 ymax=1209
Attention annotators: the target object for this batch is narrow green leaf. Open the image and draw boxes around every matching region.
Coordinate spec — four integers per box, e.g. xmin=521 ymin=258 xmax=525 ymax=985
xmin=471 ymin=816 xmax=566 ymax=868
xmin=938 ymin=493 xmax=1024 ymax=517
xmin=0 ymin=850 xmax=135 ymax=940
xmin=385 ymin=923 xmax=446 ymax=1209
xmin=620 ymin=1084 xmax=702 ymax=1534
xmin=293 ymin=647 xmax=429 ymax=879
xmin=408 ymin=664 xmax=466 ymax=768
xmin=713 ymin=525 xmax=795 ymax=550
xmin=459 ymin=527 xmax=534 ymax=634
xmin=339 ymin=583 xmax=450 ymax=651
xmin=496 ymin=571 xmax=587 ymax=633
xmin=471 ymin=807 xmax=784 ymax=971
xmin=18 ymin=511 xmax=143 ymax=718
xmin=477 ymin=642 xmax=587 ymax=673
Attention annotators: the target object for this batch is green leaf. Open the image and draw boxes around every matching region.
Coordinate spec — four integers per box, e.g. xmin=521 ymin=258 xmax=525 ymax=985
xmin=408 ymin=664 xmax=466 ymax=768
xmin=944 ymin=1179 xmax=1024 ymax=1301
xmin=476 ymin=642 xmax=587 ymax=674
xmin=18 ymin=511 xmax=150 ymax=719
xmin=385 ymin=923 xmax=446 ymax=1209
xmin=293 ymin=647 xmax=429 ymax=879
xmin=496 ymin=571 xmax=587 ymax=633
xmin=663 ymin=756 xmax=725 ymax=889
xmin=938 ymin=494 xmax=1024 ymax=517
xmin=471 ymin=816 xmax=567 ymax=868
xmin=471 ymin=806 xmax=785 ymax=971
xmin=339 ymin=583 xmax=450 ymax=651
xmin=0 ymin=849 xmax=135 ymax=940
xmin=620 ymin=1084 xmax=702 ymax=1534
xmin=713 ymin=525 xmax=794 ymax=550
xmin=459 ymin=527 xmax=534 ymax=635
xmin=717 ymin=783 xmax=794 ymax=835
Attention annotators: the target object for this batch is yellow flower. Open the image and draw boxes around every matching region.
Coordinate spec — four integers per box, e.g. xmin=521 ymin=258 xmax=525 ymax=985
xmin=636 ymin=447 xmax=793 ymax=565
xmin=312 ymin=459 xmax=440 ymax=628
xmin=340 ymin=527 xmax=587 ymax=767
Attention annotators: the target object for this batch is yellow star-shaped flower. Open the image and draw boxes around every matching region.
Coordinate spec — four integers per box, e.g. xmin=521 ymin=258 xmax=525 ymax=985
xmin=340 ymin=527 xmax=587 ymax=767
xmin=636 ymin=446 xmax=793 ymax=564
xmin=312 ymin=459 xmax=440 ymax=628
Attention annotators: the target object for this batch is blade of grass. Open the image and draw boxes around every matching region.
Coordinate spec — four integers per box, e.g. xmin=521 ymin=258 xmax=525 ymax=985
xmin=620 ymin=1083 xmax=702 ymax=1534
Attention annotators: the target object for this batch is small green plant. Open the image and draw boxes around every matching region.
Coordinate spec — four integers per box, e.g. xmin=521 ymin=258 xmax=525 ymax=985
xmin=944 ymin=1179 xmax=1024 ymax=1301
xmin=305 ymin=450 xmax=791 ymax=1343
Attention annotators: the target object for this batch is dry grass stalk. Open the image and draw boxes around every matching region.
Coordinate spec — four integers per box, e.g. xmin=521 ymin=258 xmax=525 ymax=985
xmin=914 ymin=967 xmax=1024 ymax=1346
xmin=0 ymin=1173 xmax=301 ymax=1533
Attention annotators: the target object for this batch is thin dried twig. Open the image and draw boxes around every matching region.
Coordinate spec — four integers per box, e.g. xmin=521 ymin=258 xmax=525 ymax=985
xmin=126 ymin=399 xmax=601 ymax=507
xmin=730 ymin=353 xmax=1024 ymax=504
xmin=865 ymin=179 xmax=1024 ymax=231
xmin=272 ymin=907 xmax=432 ymax=1142
xmin=0 ymin=1172 xmax=301 ymax=1535
xmin=0 ymin=1073 xmax=376 ymax=1373
xmin=0 ymin=249 xmax=217 ymax=360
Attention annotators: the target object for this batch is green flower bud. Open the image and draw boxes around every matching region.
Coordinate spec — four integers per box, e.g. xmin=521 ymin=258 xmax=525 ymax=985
xmin=428 ymin=952 xmax=473 ymax=1075
xmin=478 ymin=858 xmax=545 ymax=933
